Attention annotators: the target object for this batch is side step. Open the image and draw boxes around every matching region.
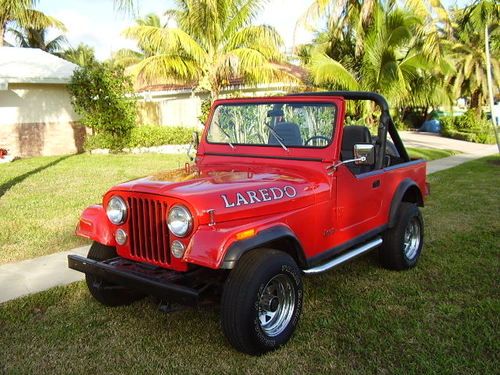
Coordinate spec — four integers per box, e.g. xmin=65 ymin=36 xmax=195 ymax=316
xmin=303 ymin=237 xmax=383 ymax=275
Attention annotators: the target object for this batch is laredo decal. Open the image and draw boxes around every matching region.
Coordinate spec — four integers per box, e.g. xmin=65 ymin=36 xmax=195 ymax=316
xmin=221 ymin=186 xmax=297 ymax=208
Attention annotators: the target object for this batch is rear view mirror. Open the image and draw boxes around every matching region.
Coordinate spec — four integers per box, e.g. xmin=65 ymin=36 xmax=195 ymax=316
xmin=354 ymin=144 xmax=375 ymax=165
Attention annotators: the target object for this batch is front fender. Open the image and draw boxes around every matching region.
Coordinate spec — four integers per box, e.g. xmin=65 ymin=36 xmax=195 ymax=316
xmin=75 ymin=205 xmax=115 ymax=246
xmin=183 ymin=217 xmax=299 ymax=270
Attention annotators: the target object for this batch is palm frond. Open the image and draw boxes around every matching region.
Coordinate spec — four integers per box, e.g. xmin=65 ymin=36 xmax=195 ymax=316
xmin=129 ymin=54 xmax=200 ymax=85
xmin=123 ymin=25 xmax=207 ymax=63
xmin=18 ymin=9 xmax=66 ymax=31
xmin=310 ymin=52 xmax=360 ymax=90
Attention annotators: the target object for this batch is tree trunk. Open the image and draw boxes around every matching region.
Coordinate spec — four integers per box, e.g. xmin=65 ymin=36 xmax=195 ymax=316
xmin=0 ymin=23 xmax=5 ymax=47
xmin=484 ymin=24 xmax=500 ymax=152
xmin=470 ymin=89 xmax=482 ymax=115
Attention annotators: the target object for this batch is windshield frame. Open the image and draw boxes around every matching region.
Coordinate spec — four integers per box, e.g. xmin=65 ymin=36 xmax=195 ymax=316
xmin=205 ymin=99 xmax=339 ymax=150
xmin=199 ymin=96 xmax=345 ymax=162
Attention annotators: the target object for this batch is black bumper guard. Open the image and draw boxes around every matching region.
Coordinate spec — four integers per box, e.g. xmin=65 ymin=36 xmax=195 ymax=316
xmin=68 ymin=255 xmax=200 ymax=306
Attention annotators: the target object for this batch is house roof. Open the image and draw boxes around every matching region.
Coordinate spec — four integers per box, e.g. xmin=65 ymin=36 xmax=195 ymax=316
xmin=135 ymin=62 xmax=308 ymax=94
xmin=0 ymin=47 xmax=78 ymax=86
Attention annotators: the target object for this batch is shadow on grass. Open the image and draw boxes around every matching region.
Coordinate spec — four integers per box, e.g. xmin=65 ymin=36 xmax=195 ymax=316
xmin=0 ymin=155 xmax=73 ymax=199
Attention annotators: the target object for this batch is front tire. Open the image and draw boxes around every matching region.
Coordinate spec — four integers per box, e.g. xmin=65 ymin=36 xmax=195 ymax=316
xmin=380 ymin=203 xmax=424 ymax=270
xmin=85 ymin=242 xmax=144 ymax=306
xmin=221 ymin=249 xmax=303 ymax=355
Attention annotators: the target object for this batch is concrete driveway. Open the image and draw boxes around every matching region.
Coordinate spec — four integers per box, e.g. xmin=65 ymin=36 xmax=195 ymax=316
xmin=399 ymin=131 xmax=498 ymax=155
xmin=399 ymin=131 xmax=498 ymax=174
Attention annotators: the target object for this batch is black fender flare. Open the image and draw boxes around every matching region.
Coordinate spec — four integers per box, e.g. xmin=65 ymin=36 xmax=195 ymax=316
xmin=388 ymin=178 xmax=424 ymax=228
xmin=220 ymin=226 xmax=305 ymax=269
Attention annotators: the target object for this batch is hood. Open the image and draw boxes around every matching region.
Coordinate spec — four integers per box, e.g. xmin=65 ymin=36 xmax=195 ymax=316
xmin=112 ymin=162 xmax=329 ymax=223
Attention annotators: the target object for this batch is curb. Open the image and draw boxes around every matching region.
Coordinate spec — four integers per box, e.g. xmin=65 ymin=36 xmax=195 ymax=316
xmin=0 ymin=245 xmax=89 ymax=304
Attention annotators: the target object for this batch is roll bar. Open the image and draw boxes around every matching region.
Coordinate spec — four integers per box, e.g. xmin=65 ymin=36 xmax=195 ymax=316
xmin=291 ymin=91 xmax=410 ymax=167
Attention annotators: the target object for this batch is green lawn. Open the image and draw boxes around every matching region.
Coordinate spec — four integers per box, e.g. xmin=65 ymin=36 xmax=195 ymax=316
xmin=0 ymin=154 xmax=185 ymax=264
xmin=0 ymin=156 xmax=498 ymax=374
xmin=407 ymin=147 xmax=459 ymax=161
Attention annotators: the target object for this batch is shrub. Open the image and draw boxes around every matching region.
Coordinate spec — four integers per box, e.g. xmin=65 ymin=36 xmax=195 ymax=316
xmin=69 ymin=62 xmax=137 ymax=151
xmin=440 ymin=110 xmax=495 ymax=144
xmin=84 ymin=125 xmax=195 ymax=151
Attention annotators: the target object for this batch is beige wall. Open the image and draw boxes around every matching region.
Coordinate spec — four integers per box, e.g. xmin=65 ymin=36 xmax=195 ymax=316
xmin=0 ymin=83 xmax=84 ymax=157
xmin=158 ymin=96 xmax=202 ymax=127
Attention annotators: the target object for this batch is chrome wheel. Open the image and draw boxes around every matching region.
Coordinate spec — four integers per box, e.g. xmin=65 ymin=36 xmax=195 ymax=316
xmin=258 ymin=274 xmax=296 ymax=337
xmin=404 ymin=217 xmax=421 ymax=260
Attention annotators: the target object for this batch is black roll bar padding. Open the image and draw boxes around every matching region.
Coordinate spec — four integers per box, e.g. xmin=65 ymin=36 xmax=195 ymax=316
xmin=291 ymin=91 xmax=410 ymax=164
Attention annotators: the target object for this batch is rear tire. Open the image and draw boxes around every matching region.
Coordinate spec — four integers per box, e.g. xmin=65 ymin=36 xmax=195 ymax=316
xmin=85 ymin=242 xmax=144 ymax=306
xmin=380 ymin=203 xmax=424 ymax=270
xmin=221 ymin=249 xmax=303 ymax=355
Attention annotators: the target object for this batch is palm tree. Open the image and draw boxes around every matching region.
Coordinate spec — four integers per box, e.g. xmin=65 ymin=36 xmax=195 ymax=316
xmin=465 ymin=0 xmax=499 ymax=150
xmin=62 ymin=43 xmax=96 ymax=67
xmin=449 ymin=4 xmax=499 ymax=110
xmin=304 ymin=0 xmax=454 ymax=122
xmin=310 ymin=5 xmax=430 ymax=104
xmin=8 ymin=25 xmax=67 ymax=54
xmin=111 ymin=13 xmax=164 ymax=68
xmin=122 ymin=0 xmax=293 ymax=99
xmin=0 ymin=0 xmax=65 ymax=46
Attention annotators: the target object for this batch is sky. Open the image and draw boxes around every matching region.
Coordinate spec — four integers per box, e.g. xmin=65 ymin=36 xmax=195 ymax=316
xmin=10 ymin=0 xmax=471 ymax=60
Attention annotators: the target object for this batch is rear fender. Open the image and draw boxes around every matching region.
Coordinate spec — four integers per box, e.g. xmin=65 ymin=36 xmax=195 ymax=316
xmin=75 ymin=205 xmax=115 ymax=246
xmin=388 ymin=179 xmax=424 ymax=228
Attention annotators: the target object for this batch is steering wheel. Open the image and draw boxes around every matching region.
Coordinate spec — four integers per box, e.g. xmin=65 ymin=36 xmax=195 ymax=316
xmin=305 ymin=135 xmax=330 ymax=146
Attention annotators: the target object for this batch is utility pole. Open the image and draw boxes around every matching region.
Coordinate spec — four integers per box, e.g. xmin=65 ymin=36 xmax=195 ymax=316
xmin=485 ymin=24 xmax=500 ymax=152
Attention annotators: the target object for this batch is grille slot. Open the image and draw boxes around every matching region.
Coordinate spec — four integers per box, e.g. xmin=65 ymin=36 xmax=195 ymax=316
xmin=128 ymin=197 xmax=170 ymax=264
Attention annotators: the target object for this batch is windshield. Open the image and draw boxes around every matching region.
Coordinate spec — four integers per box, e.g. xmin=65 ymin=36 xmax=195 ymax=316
xmin=207 ymin=102 xmax=337 ymax=148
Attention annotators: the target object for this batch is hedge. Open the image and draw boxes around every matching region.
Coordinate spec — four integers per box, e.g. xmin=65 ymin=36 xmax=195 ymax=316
xmin=84 ymin=125 xmax=196 ymax=151
xmin=440 ymin=111 xmax=495 ymax=144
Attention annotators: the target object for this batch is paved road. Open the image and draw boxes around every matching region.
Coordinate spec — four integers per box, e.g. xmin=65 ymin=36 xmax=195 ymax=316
xmin=0 ymin=134 xmax=498 ymax=304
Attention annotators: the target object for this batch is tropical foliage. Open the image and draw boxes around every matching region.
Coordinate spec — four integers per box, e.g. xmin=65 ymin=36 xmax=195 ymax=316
xmin=62 ymin=43 xmax=96 ymax=67
xmin=7 ymin=25 xmax=67 ymax=54
xmin=300 ymin=1 xmax=452 ymax=111
xmin=0 ymin=0 xmax=65 ymax=46
xmin=111 ymin=13 xmax=164 ymax=68
xmin=448 ymin=1 xmax=500 ymax=111
xmin=68 ymin=62 xmax=137 ymax=151
xmin=294 ymin=0 xmax=499 ymax=133
xmin=122 ymin=0 xmax=294 ymax=98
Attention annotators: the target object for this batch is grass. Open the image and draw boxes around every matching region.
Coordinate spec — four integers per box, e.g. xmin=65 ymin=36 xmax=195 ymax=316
xmin=0 ymin=154 xmax=185 ymax=264
xmin=0 ymin=155 xmax=498 ymax=374
xmin=407 ymin=147 xmax=459 ymax=161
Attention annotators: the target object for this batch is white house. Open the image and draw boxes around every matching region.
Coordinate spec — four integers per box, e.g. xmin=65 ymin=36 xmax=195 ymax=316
xmin=0 ymin=47 xmax=82 ymax=157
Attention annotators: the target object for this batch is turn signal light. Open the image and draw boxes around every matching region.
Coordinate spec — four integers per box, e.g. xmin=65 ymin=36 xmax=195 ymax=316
xmin=235 ymin=228 xmax=256 ymax=241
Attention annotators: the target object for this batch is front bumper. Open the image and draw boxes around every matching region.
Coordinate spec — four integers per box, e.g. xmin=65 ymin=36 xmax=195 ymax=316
xmin=68 ymin=255 xmax=200 ymax=306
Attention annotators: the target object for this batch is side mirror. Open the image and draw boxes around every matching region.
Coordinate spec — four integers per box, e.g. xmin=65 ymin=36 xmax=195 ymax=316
xmin=187 ymin=132 xmax=200 ymax=161
xmin=354 ymin=144 xmax=375 ymax=165
xmin=192 ymin=131 xmax=199 ymax=149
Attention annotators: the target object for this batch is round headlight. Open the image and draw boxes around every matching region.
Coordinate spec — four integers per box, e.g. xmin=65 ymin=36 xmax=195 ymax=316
xmin=167 ymin=205 xmax=193 ymax=237
xmin=106 ymin=196 xmax=127 ymax=225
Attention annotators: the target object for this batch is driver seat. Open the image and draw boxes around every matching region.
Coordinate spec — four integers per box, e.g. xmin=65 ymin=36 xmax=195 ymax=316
xmin=268 ymin=122 xmax=302 ymax=146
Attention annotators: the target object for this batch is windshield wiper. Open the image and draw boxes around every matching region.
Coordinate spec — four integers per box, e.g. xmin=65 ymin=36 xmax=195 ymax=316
xmin=216 ymin=124 xmax=235 ymax=149
xmin=264 ymin=124 xmax=288 ymax=151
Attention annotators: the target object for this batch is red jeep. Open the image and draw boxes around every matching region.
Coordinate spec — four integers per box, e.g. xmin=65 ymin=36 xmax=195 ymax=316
xmin=69 ymin=91 xmax=428 ymax=355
